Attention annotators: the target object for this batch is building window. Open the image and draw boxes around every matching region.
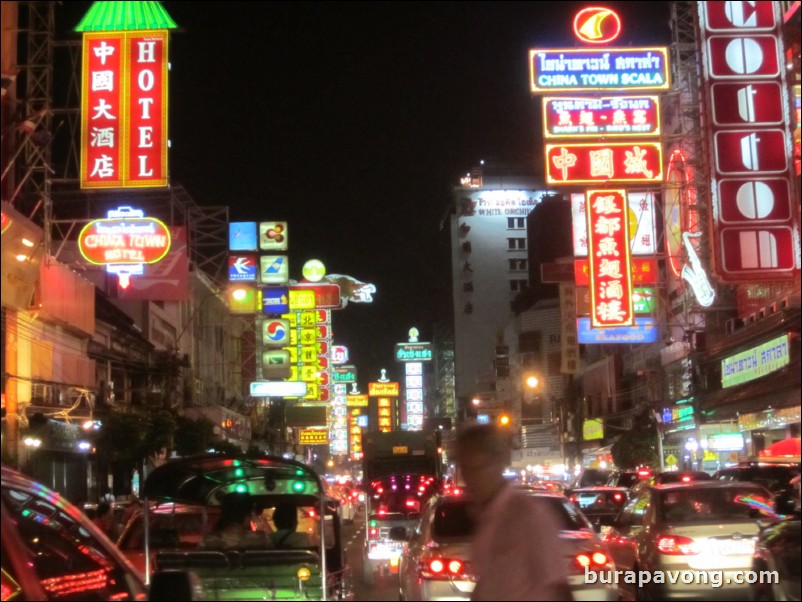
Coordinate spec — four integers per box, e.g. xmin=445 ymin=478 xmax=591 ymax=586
xmin=507 ymin=238 xmax=526 ymax=250
xmin=510 ymin=279 xmax=528 ymax=292
xmin=507 ymin=217 xmax=526 ymax=229
xmin=508 ymin=258 xmax=527 ymax=271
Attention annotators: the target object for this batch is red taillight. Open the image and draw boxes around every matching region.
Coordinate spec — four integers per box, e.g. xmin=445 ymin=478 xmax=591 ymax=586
xmin=418 ymin=557 xmax=470 ymax=580
xmin=368 ymin=527 xmax=379 ymax=539
xmin=681 ymin=476 xmax=691 ymax=482
xmin=637 ymin=470 xmax=650 ymax=478
xmin=613 ymin=493 xmax=623 ymax=501
xmin=405 ymin=499 xmax=417 ymax=508
xmin=452 ymin=488 xmax=462 ymax=495
xmin=657 ymin=534 xmax=699 ymax=555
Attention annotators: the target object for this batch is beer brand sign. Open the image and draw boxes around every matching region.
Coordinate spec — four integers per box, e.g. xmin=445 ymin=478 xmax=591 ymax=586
xmin=81 ymin=31 xmax=168 ymax=189
xmin=586 ymin=190 xmax=634 ymax=328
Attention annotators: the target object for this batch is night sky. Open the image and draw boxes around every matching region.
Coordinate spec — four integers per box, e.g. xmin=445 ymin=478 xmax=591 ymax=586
xmin=58 ymin=1 xmax=672 ymax=383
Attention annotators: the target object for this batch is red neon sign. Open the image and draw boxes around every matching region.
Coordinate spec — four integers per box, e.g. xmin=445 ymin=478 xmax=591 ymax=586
xmin=81 ymin=31 xmax=168 ymax=189
xmin=586 ymin=190 xmax=634 ymax=328
xmin=573 ymin=7 xmax=622 ymax=44
xmin=545 ymin=142 xmax=663 ymax=184
xmin=78 ymin=217 xmax=171 ymax=265
xmin=574 ymin=258 xmax=657 ymax=287
xmin=543 ymin=96 xmax=660 ymax=138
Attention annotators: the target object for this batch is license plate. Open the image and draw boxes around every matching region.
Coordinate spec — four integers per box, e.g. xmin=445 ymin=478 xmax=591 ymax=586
xmin=718 ymin=539 xmax=754 ymax=555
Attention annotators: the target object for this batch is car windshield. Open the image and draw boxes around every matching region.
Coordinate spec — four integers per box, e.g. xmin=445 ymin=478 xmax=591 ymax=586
xmin=609 ymin=473 xmax=639 ymax=488
xmin=658 ymin=472 xmax=712 ymax=484
xmin=578 ymin=470 xmax=612 ymax=487
xmin=535 ymin=496 xmax=593 ymax=531
xmin=432 ymin=501 xmax=475 ymax=540
xmin=659 ymin=487 xmax=780 ymax=523
xmin=572 ymin=490 xmax=628 ymax=511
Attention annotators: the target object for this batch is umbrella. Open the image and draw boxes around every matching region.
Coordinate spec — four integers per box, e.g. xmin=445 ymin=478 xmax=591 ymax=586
xmin=759 ymin=437 xmax=801 ymax=458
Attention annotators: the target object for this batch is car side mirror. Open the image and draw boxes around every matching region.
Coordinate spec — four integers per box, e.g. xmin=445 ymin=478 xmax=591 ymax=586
xmin=388 ymin=526 xmax=407 ymax=541
xmin=149 ymin=570 xmax=203 ymax=601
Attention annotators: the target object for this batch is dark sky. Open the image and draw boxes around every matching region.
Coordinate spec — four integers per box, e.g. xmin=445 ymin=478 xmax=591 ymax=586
xmin=60 ymin=1 xmax=672 ymax=383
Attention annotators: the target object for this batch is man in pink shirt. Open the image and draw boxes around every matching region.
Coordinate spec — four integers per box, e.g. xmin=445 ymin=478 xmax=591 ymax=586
xmin=456 ymin=422 xmax=573 ymax=601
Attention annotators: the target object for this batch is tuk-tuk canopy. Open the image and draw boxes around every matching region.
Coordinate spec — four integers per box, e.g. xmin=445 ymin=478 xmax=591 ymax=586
xmin=143 ymin=454 xmax=323 ymax=506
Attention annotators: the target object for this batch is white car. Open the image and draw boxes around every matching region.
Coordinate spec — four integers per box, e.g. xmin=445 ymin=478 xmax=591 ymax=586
xmin=398 ymin=491 xmax=617 ymax=601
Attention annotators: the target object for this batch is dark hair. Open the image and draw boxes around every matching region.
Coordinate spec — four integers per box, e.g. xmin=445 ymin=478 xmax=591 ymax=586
xmin=272 ymin=502 xmax=298 ymax=531
xmin=217 ymin=492 xmax=253 ymax=529
xmin=96 ymin=502 xmax=111 ymax=518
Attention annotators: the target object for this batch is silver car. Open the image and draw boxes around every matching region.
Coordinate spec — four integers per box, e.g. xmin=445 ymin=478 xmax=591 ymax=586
xmin=604 ymin=481 xmax=780 ymax=600
xmin=398 ymin=492 xmax=617 ymax=601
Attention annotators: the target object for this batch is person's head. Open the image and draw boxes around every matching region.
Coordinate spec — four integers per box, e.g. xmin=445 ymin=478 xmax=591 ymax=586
xmin=272 ymin=502 xmax=298 ymax=531
xmin=96 ymin=502 xmax=111 ymax=519
xmin=456 ymin=422 xmax=511 ymax=508
xmin=218 ymin=492 xmax=253 ymax=529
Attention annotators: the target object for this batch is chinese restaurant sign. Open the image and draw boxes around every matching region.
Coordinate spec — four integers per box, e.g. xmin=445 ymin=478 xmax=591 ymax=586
xmin=586 ymin=190 xmax=634 ymax=328
xmin=546 ymin=142 xmax=663 ymax=184
xmin=698 ymin=1 xmax=800 ymax=281
xmin=81 ymin=31 xmax=168 ymax=188
xmin=543 ymin=96 xmax=661 ymax=138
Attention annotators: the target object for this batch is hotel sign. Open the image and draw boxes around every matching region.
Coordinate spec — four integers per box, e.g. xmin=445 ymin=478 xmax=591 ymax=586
xmin=722 ymin=334 xmax=790 ymax=388
xmin=529 ymin=47 xmax=669 ymax=93
xmin=298 ymin=429 xmax=329 ymax=445
xmin=79 ymin=215 xmax=170 ymax=265
xmin=81 ymin=31 xmax=168 ymax=188
xmin=543 ymin=96 xmax=661 ymax=138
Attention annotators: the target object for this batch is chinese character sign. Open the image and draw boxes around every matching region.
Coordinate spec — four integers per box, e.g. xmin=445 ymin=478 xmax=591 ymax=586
xmin=81 ymin=31 xmax=169 ymax=189
xmin=586 ymin=190 xmax=634 ymax=328
xmin=546 ymin=142 xmax=663 ymax=184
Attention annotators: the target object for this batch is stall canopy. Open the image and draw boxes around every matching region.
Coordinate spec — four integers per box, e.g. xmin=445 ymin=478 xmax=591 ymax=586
xmin=759 ymin=437 xmax=801 ymax=460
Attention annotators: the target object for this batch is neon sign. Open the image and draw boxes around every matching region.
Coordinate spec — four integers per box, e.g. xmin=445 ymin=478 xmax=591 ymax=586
xmin=546 ymin=142 xmax=663 ymax=184
xmin=573 ymin=7 xmax=621 ymax=44
xmin=721 ymin=334 xmax=790 ymax=388
xmin=681 ymin=232 xmax=716 ymax=307
xmin=586 ymin=190 xmax=634 ymax=328
xmin=571 ymin=192 xmax=657 ymax=257
xmin=529 ymin=47 xmax=669 ymax=93
xmin=543 ymin=96 xmax=660 ymax=138
xmin=81 ymin=31 xmax=169 ymax=188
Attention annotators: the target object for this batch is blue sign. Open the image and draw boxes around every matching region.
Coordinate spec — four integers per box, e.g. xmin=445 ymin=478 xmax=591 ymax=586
xmin=228 ymin=255 xmax=257 ymax=282
xmin=476 ymin=414 xmax=490 ymax=424
xmin=577 ymin=317 xmax=659 ymax=344
xmin=530 ymin=47 xmax=670 ymax=93
xmin=356 ymin=415 xmax=368 ymax=428
xmin=262 ymin=287 xmax=289 ymax=315
xmin=229 ymin=222 xmax=258 ymax=251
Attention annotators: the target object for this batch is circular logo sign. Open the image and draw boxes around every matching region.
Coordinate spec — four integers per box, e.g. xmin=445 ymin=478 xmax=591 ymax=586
xmin=574 ymin=7 xmax=622 ymax=45
xmin=78 ymin=217 xmax=171 ymax=265
xmin=303 ymin=259 xmax=326 ymax=282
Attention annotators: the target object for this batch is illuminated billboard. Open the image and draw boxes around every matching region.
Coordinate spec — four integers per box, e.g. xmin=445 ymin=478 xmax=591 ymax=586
xmin=79 ymin=216 xmax=170 ymax=265
xmin=545 ymin=142 xmax=663 ymax=184
xmin=543 ymin=96 xmax=661 ymax=138
xmin=81 ymin=31 xmax=169 ymax=188
xmin=369 ymin=382 xmax=400 ymax=397
xmin=698 ymin=1 xmax=800 ymax=281
xmin=529 ymin=47 xmax=669 ymax=93
xmin=571 ymin=192 xmax=657 ymax=257
xmin=577 ymin=317 xmax=659 ymax=344
xmin=721 ymin=334 xmax=790 ymax=388
xmin=586 ymin=190 xmax=634 ymax=328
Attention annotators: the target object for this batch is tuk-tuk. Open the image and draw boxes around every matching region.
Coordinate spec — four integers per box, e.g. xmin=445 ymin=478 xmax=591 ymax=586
xmin=142 ymin=453 xmax=353 ymax=601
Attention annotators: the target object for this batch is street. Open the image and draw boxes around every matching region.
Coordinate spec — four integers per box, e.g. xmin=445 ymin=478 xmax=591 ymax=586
xmin=343 ymin=507 xmax=401 ymax=601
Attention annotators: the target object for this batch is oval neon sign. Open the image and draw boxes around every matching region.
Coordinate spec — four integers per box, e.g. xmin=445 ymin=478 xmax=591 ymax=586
xmin=573 ymin=7 xmax=622 ymax=44
xmin=78 ymin=217 xmax=172 ymax=265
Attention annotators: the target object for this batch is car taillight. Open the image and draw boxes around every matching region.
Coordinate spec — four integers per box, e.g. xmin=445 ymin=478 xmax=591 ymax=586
xmin=681 ymin=476 xmax=691 ymax=482
xmin=368 ymin=527 xmax=378 ymax=539
xmin=418 ymin=557 xmax=472 ymax=580
xmin=574 ymin=551 xmax=610 ymax=572
xmin=613 ymin=493 xmax=623 ymax=501
xmin=657 ymin=534 xmax=699 ymax=555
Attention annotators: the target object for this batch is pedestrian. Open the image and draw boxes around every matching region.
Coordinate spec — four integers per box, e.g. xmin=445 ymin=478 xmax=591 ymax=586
xmin=455 ymin=422 xmax=573 ymax=601
xmin=92 ymin=502 xmax=114 ymax=538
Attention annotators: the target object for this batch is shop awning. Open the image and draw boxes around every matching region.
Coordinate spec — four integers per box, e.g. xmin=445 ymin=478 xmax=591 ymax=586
xmin=759 ymin=437 xmax=801 ymax=459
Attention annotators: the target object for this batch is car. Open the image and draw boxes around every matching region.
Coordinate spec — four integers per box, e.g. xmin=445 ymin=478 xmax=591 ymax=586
xmin=606 ymin=469 xmax=651 ymax=489
xmin=117 ymin=502 xmax=222 ymax=578
xmin=604 ymin=481 xmax=781 ymax=600
xmin=568 ymin=486 xmax=630 ymax=531
xmin=713 ymin=461 xmax=800 ymax=496
xmin=571 ymin=468 xmax=613 ymax=489
xmin=751 ymin=518 xmax=801 ymax=601
xmin=1 ymin=464 xmax=198 ymax=601
xmin=398 ymin=491 xmax=618 ymax=601
xmin=630 ymin=470 xmax=713 ymax=495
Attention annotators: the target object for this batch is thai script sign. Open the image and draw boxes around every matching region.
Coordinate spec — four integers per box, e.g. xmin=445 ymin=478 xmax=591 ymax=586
xmin=79 ymin=215 xmax=171 ymax=265
xmin=721 ymin=334 xmax=790 ymax=388
xmin=395 ymin=342 xmax=433 ymax=361
xmin=529 ymin=47 xmax=669 ymax=92
xmin=369 ymin=382 xmax=400 ymax=397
